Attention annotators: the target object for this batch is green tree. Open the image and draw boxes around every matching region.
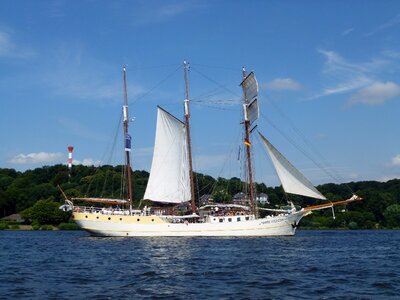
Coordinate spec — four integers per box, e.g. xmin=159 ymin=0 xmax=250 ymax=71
xmin=384 ymin=204 xmax=400 ymax=228
xmin=23 ymin=199 xmax=71 ymax=225
xmin=213 ymin=188 xmax=231 ymax=203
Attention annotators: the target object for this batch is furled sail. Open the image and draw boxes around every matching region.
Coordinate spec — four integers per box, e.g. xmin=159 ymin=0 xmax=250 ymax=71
xmin=143 ymin=107 xmax=190 ymax=203
xmin=258 ymin=131 xmax=326 ymax=200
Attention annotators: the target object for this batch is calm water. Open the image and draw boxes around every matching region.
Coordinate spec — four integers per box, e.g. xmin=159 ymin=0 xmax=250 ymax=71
xmin=0 ymin=230 xmax=399 ymax=299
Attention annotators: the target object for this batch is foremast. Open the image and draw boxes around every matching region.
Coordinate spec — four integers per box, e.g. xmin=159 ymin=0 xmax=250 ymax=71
xmin=183 ymin=60 xmax=196 ymax=212
xmin=123 ymin=66 xmax=133 ymax=213
xmin=241 ymin=68 xmax=256 ymax=216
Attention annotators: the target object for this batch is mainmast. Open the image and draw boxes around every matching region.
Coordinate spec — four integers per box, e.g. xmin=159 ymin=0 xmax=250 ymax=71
xmin=123 ymin=66 xmax=133 ymax=213
xmin=241 ymin=67 xmax=256 ymax=215
xmin=183 ymin=60 xmax=196 ymax=212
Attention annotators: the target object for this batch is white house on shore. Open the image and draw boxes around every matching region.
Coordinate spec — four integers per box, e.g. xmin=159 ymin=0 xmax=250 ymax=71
xmin=256 ymin=193 xmax=269 ymax=205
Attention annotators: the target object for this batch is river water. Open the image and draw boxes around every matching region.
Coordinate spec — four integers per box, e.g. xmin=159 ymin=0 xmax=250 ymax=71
xmin=0 ymin=230 xmax=399 ymax=299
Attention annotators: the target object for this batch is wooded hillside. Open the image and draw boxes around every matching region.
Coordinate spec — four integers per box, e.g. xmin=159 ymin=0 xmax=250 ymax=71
xmin=1 ymin=165 xmax=399 ymax=228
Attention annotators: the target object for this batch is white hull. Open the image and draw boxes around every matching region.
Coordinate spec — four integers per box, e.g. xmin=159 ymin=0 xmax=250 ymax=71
xmin=72 ymin=210 xmax=310 ymax=237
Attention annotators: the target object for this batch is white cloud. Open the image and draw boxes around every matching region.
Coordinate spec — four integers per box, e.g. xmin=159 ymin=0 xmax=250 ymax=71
xmin=349 ymin=81 xmax=400 ymax=105
xmin=310 ymin=49 xmax=395 ymax=100
xmin=309 ymin=50 xmax=372 ymax=99
xmin=391 ymin=154 xmax=400 ymax=167
xmin=319 ymin=49 xmax=387 ymax=76
xmin=379 ymin=155 xmax=400 ymax=181
xmin=9 ymin=152 xmax=64 ymax=164
xmin=0 ymin=30 xmax=34 ymax=59
xmin=379 ymin=175 xmax=400 ymax=182
xmin=267 ymin=78 xmax=302 ymax=91
xmin=320 ymin=76 xmax=372 ymax=97
xmin=0 ymin=31 xmax=13 ymax=57
xmin=38 ymin=43 xmax=145 ymax=102
xmin=383 ymin=50 xmax=400 ymax=59
xmin=342 ymin=28 xmax=354 ymax=36
xmin=73 ymin=158 xmax=101 ymax=166
xmin=348 ymin=173 xmax=359 ymax=180
xmin=365 ymin=13 xmax=400 ymax=37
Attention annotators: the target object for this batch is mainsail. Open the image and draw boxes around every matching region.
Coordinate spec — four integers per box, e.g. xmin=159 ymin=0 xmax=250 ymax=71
xmin=258 ymin=131 xmax=327 ymax=200
xmin=143 ymin=106 xmax=190 ymax=203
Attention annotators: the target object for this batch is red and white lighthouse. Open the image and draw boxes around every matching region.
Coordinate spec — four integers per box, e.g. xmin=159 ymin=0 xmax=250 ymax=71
xmin=68 ymin=146 xmax=74 ymax=169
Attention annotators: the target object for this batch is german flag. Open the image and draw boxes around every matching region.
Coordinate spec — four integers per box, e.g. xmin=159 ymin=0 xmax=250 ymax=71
xmin=244 ymin=139 xmax=251 ymax=147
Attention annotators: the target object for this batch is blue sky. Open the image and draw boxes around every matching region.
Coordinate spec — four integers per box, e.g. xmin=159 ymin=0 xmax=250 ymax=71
xmin=0 ymin=0 xmax=399 ymax=186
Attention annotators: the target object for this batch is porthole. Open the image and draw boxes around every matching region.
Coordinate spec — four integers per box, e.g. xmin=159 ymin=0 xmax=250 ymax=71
xmin=108 ymin=217 xmax=111 ymax=220
xmin=96 ymin=216 xmax=99 ymax=219
xmin=219 ymin=218 xmax=223 ymax=223
xmin=237 ymin=217 xmax=241 ymax=222
xmin=137 ymin=218 xmax=140 ymax=222
xmin=85 ymin=215 xmax=88 ymax=218
xmin=228 ymin=218 xmax=232 ymax=222
xmin=245 ymin=216 xmax=249 ymax=221
xmin=151 ymin=219 xmax=154 ymax=222
xmin=120 ymin=218 xmax=122 ymax=221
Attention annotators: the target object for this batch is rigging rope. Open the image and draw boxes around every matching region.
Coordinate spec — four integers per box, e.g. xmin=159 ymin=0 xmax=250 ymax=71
xmin=259 ymin=111 xmax=354 ymax=196
xmin=127 ymin=63 xmax=183 ymax=71
xmin=191 ymin=101 xmax=238 ymax=111
xmin=190 ymin=66 xmax=240 ymax=98
xmin=190 ymin=63 xmax=239 ymax=72
xmin=130 ymin=64 xmax=182 ymax=104
xmin=262 ymin=91 xmax=354 ymax=191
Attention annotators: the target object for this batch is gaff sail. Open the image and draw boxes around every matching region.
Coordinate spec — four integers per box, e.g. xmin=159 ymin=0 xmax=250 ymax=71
xmin=143 ymin=107 xmax=190 ymax=204
xmin=258 ymin=131 xmax=327 ymax=200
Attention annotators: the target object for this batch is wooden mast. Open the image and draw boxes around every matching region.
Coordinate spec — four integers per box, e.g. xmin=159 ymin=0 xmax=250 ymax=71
xmin=241 ymin=67 xmax=256 ymax=215
xmin=123 ymin=66 xmax=133 ymax=213
xmin=183 ymin=60 xmax=196 ymax=212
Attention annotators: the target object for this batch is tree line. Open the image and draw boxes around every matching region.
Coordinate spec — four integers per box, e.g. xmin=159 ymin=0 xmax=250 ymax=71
xmin=0 ymin=165 xmax=399 ymax=229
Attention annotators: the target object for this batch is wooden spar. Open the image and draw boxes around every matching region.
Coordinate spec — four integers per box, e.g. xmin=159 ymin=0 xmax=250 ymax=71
xmin=123 ymin=66 xmax=133 ymax=213
xmin=71 ymin=197 xmax=128 ymax=205
xmin=303 ymin=196 xmax=363 ymax=211
xmin=58 ymin=185 xmax=68 ymax=201
xmin=184 ymin=61 xmax=197 ymax=212
xmin=241 ymin=68 xmax=256 ymax=215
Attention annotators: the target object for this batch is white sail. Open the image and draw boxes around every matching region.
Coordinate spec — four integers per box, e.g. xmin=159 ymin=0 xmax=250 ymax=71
xmin=241 ymin=72 xmax=258 ymax=103
xmin=241 ymin=72 xmax=259 ymax=123
xmin=258 ymin=131 xmax=326 ymax=200
xmin=246 ymin=98 xmax=259 ymax=124
xmin=143 ymin=107 xmax=190 ymax=204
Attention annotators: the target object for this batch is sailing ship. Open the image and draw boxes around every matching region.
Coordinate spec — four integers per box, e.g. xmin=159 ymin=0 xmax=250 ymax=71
xmin=61 ymin=63 xmax=362 ymax=237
